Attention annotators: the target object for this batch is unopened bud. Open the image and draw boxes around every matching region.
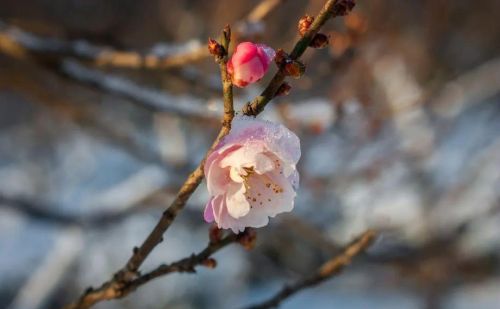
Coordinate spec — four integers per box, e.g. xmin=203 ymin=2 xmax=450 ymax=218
xmin=274 ymin=48 xmax=290 ymax=67
xmin=237 ymin=228 xmax=257 ymax=250
xmin=283 ymin=60 xmax=306 ymax=78
xmin=208 ymin=38 xmax=225 ymax=59
xmin=298 ymin=15 xmax=314 ymax=36
xmin=276 ymin=82 xmax=292 ymax=96
xmin=201 ymin=258 xmax=217 ymax=269
xmin=332 ymin=0 xmax=356 ymax=17
xmin=309 ymin=33 xmax=329 ymax=49
xmin=209 ymin=224 xmax=222 ymax=244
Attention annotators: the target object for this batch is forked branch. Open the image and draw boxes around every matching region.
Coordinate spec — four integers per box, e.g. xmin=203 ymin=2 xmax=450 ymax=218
xmin=64 ymin=1 xmax=357 ymax=308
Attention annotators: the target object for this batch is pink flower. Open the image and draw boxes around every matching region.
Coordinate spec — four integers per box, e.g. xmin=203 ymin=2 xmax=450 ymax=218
xmin=227 ymin=42 xmax=276 ymax=88
xmin=204 ymin=116 xmax=300 ymax=233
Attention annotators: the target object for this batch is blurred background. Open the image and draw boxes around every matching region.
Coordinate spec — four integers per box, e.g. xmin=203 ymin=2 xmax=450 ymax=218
xmin=0 ymin=0 xmax=499 ymax=308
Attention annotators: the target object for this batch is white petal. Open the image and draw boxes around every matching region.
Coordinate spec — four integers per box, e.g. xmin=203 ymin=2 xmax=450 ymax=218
xmin=221 ymin=116 xmax=301 ymax=168
xmin=205 ymin=145 xmax=240 ymax=195
xmin=226 ymin=183 xmax=251 ymax=218
xmin=204 ymin=197 xmax=216 ymax=223
xmin=220 ymin=142 xmax=265 ymax=169
xmin=206 ymin=161 xmax=230 ymax=196
xmin=229 ymin=166 xmax=244 ymax=183
xmin=245 ymin=170 xmax=296 ymax=217
xmin=253 ymin=153 xmax=275 ymax=174
xmin=220 ymin=143 xmax=274 ymax=178
xmin=288 ymin=168 xmax=300 ymax=191
xmin=256 ymin=44 xmax=276 ymax=64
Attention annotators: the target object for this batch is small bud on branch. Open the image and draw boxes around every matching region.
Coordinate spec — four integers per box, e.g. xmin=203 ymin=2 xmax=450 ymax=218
xmin=237 ymin=228 xmax=257 ymax=250
xmin=298 ymin=15 xmax=315 ymax=36
xmin=201 ymin=258 xmax=218 ymax=269
xmin=284 ymin=60 xmax=306 ymax=78
xmin=274 ymin=48 xmax=305 ymax=78
xmin=309 ymin=33 xmax=330 ymax=49
xmin=276 ymin=82 xmax=292 ymax=96
xmin=274 ymin=48 xmax=290 ymax=67
xmin=208 ymin=38 xmax=225 ymax=60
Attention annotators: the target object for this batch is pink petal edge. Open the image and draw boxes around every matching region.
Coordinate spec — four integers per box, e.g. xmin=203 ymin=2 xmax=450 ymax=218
xmin=204 ymin=198 xmax=215 ymax=223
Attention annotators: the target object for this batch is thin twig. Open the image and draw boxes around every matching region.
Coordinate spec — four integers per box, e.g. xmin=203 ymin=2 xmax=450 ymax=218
xmin=64 ymin=26 xmax=235 ymax=309
xmin=64 ymin=234 xmax=238 ymax=308
xmin=0 ymin=0 xmax=283 ymax=70
xmin=0 ymin=19 xmax=207 ymax=70
xmin=217 ymin=25 xmax=235 ymax=128
xmin=93 ymin=43 xmax=208 ymax=69
xmin=0 ymin=31 xmax=221 ymax=119
xmin=64 ymin=1 xmax=356 ymax=307
xmin=243 ymin=0 xmax=353 ymax=116
xmin=123 ymin=233 xmax=238 ymax=294
xmin=243 ymin=230 xmax=376 ymax=309
xmin=122 ymin=27 xmax=234 ymax=279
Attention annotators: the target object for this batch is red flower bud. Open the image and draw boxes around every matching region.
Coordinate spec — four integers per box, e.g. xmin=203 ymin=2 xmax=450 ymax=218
xmin=227 ymin=42 xmax=276 ymax=88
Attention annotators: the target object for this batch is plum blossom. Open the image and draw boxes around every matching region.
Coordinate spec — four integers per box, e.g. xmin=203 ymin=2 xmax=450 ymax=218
xmin=227 ymin=42 xmax=276 ymax=88
xmin=204 ymin=116 xmax=300 ymax=233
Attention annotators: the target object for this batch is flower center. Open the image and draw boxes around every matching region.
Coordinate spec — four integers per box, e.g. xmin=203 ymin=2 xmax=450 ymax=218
xmin=240 ymin=166 xmax=284 ymax=206
xmin=241 ymin=166 xmax=255 ymax=191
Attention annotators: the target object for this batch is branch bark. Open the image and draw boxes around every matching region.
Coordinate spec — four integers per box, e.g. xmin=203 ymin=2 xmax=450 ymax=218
xmin=63 ymin=1 xmax=356 ymax=308
xmin=65 ymin=234 xmax=238 ymax=309
xmin=243 ymin=230 xmax=376 ymax=309
xmin=243 ymin=0 xmax=354 ymax=116
xmin=0 ymin=0 xmax=283 ymax=70
xmin=63 ymin=26 xmax=235 ymax=309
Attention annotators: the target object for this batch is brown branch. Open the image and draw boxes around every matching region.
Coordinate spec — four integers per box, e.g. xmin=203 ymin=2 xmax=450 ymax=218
xmin=243 ymin=0 xmax=355 ymax=116
xmin=91 ymin=0 xmax=284 ymax=69
xmin=217 ymin=25 xmax=235 ymax=128
xmin=122 ymin=233 xmax=239 ymax=294
xmin=63 ymin=26 xmax=235 ymax=309
xmin=122 ymin=27 xmax=234 ymax=277
xmin=0 ymin=19 xmax=207 ymax=70
xmin=64 ymin=233 xmax=238 ymax=309
xmin=93 ymin=43 xmax=208 ymax=70
xmin=0 ymin=31 xmax=220 ymax=119
xmin=244 ymin=230 xmax=376 ymax=309
xmin=0 ymin=0 xmax=282 ymax=70
xmin=63 ymin=1 xmax=357 ymax=308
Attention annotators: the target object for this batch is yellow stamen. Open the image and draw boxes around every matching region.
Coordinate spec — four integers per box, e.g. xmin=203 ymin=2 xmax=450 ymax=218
xmin=240 ymin=166 xmax=284 ymax=204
